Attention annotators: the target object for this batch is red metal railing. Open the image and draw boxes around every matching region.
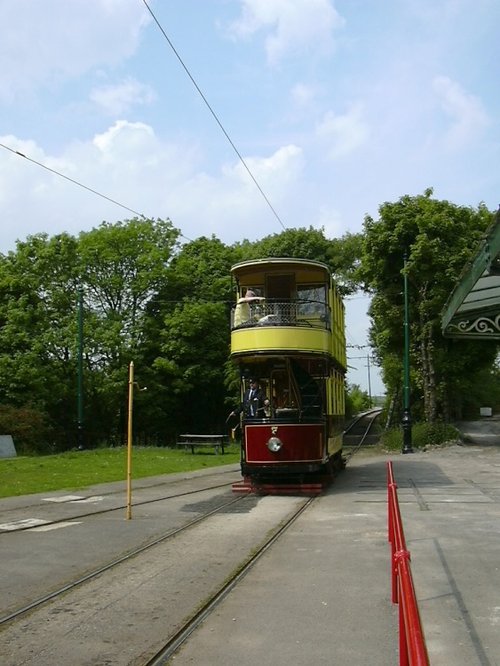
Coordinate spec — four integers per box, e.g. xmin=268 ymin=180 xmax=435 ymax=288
xmin=387 ymin=461 xmax=430 ymax=666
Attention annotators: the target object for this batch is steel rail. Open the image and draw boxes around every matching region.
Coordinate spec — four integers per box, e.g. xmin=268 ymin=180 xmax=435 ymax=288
xmin=343 ymin=409 xmax=382 ymax=462
xmin=0 ymin=493 xmax=246 ymax=627
xmin=145 ymin=497 xmax=316 ymax=665
xmin=0 ymin=479 xmax=236 ymax=534
xmin=343 ymin=408 xmax=382 ymax=436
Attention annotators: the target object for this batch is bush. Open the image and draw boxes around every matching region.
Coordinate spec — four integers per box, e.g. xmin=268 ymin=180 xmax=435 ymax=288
xmin=380 ymin=421 xmax=460 ymax=451
xmin=345 ymin=384 xmax=372 ymax=418
xmin=0 ymin=405 xmax=54 ymax=455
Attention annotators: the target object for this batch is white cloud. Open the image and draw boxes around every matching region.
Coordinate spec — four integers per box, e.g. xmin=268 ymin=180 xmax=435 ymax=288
xmin=227 ymin=0 xmax=345 ymax=64
xmin=0 ymin=125 xmax=306 ymax=251
xmin=0 ymin=0 xmax=150 ymax=101
xmin=316 ymin=205 xmax=343 ymax=238
xmin=185 ymin=145 xmax=304 ymax=238
xmin=291 ymin=83 xmax=319 ymax=108
xmin=90 ymin=79 xmax=156 ymax=116
xmin=315 ymin=104 xmax=369 ymax=159
xmin=432 ymin=76 xmax=490 ymax=149
xmin=92 ymin=120 xmax=158 ymax=164
xmin=230 ymin=144 xmax=303 ymax=188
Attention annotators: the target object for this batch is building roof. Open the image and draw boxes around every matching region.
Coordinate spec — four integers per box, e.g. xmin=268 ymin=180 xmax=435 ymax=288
xmin=441 ymin=209 xmax=500 ymax=339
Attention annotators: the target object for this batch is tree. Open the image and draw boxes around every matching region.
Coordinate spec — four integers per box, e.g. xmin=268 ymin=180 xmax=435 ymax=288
xmin=326 ymin=232 xmax=364 ymax=296
xmin=242 ymin=227 xmax=331 ymax=263
xmin=76 ymin=217 xmax=180 ymax=445
xmin=0 ymin=232 xmax=81 ymax=447
xmin=345 ymin=383 xmax=371 ymax=417
xmin=234 ymin=226 xmax=363 ymax=296
xmin=140 ymin=236 xmax=238 ymax=440
xmin=360 ymin=190 xmax=495 ymax=421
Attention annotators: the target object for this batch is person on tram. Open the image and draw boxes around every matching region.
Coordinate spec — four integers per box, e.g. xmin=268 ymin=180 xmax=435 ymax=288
xmin=230 ymin=378 xmax=270 ymax=419
xmin=233 ymin=290 xmax=264 ymax=327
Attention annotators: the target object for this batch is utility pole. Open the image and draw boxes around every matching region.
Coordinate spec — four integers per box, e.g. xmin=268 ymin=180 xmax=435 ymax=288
xmin=126 ymin=361 xmax=134 ymax=520
xmin=402 ymin=252 xmax=413 ymax=454
xmin=366 ymin=353 xmax=372 ymax=407
xmin=126 ymin=362 xmax=147 ymax=520
xmin=347 ymin=345 xmax=373 ymax=405
xmin=77 ymin=286 xmax=84 ymax=450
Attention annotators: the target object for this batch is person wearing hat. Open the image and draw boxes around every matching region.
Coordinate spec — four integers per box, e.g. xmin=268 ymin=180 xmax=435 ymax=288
xmin=233 ymin=289 xmax=264 ymax=328
xmin=230 ymin=378 xmax=270 ymax=419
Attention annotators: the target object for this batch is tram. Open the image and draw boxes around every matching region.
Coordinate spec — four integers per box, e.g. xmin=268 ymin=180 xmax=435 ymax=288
xmin=229 ymin=257 xmax=346 ymax=494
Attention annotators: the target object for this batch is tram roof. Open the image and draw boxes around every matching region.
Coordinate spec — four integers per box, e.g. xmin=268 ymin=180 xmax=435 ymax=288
xmin=441 ymin=209 xmax=500 ymax=340
xmin=231 ymin=257 xmax=331 ymax=275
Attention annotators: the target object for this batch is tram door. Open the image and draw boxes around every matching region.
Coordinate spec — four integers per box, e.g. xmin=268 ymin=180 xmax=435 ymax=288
xmin=266 ymin=274 xmax=294 ymax=324
xmin=266 ymin=274 xmax=294 ymax=299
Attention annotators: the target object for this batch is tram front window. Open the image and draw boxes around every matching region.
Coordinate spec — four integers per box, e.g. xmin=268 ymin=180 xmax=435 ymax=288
xmin=297 ymin=284 xmax=326 ymax=316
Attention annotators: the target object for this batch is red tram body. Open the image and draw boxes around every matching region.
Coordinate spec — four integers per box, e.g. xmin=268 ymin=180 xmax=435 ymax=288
xmin=230 ymin=258 xmax=346 ymax=494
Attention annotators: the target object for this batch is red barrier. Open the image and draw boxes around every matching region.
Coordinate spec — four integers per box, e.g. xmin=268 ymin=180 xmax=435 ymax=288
xmin=387 ymin=461 xmax=430 ymax=666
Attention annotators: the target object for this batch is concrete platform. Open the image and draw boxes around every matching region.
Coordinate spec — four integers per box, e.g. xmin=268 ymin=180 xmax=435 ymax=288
xmin=172 ymin=444 xmax=500 ymax=666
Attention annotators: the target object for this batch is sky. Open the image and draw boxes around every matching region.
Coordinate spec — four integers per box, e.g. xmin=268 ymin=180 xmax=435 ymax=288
xmin=1 ymin=0 xmax=499 ymax=395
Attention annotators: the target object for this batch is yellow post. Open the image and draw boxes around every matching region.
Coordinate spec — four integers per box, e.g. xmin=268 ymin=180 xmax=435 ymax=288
xmin=126 ymin=361 xmax=134 ymax=520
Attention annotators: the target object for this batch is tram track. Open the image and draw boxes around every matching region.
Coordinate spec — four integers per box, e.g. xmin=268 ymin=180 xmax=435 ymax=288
xmin=0 ymin=477 xmax=237 ymax=534
xmin=0 ymin=491 xmax=312 ymax=666
xmin=145 ymin=496 xmax=315 ymax=665
xmin=0 ymin=492 xmax=246 ymax=627
xmin=342 ymin=408 xmax=383 ymax=463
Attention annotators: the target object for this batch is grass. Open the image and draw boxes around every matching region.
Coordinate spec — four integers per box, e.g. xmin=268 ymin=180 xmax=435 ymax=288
xmin=0 ymin=445 xmax=241 ymax=499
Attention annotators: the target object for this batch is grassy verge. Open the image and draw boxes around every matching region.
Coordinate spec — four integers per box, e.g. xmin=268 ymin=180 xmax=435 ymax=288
xmin=0 ymin=445 xmax=241 ymax=498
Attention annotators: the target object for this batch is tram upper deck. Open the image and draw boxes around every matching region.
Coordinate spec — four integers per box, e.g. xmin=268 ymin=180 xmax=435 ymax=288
xmin=230 ymin=258 xmax=346 ymax=368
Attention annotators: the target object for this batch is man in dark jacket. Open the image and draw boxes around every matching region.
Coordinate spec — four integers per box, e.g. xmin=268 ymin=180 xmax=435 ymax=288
xmin=231 ymin=378 xmax=269 ymax=418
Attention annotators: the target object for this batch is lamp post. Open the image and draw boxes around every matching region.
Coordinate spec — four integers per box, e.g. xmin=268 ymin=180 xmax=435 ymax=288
xmin=402 ymin=252 xmax=413 ymax=454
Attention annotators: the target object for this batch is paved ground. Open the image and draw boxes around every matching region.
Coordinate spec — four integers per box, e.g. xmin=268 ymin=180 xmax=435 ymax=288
xmin=456 ymin=415 xmax=500 ymax=447
xmin=171 ymin=442 xmax=500 ymax=666
xmin=1 ymin=429 xmax=500 ymax=665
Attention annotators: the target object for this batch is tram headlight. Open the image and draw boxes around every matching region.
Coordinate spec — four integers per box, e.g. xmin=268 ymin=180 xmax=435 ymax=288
xmin=267 ymin=436 xmax=283 ymax=453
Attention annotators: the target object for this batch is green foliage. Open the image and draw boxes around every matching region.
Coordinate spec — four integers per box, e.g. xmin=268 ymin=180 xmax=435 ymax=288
xmin=141 ymin=236 xmax=238 ymax=440
xmin=448 ymin=358 xmax=500 ymax=418
xmin=326 ymin=232 xmax=364 ymax=295
xmin=0 ymin=446 xmax=241 ymax=498
xmin=0 ymin=204 xmax=495 ymax=455
xmin=151 ymin=300 xmax=230 ymax=436
xmin=360 ymin=191 xmax=496 ymax=422
xmin=238 ymin=227 xmax=331 ymax=263
xmin=161 ymin=235 xmax=237 ymax=302
xmin=345 ymin=384 xmax=372 ymax=417
xmin=380 ymin=421 xmax=460 ymax=450
xmin=236 ymin=227 xmax=364 ymax=296
xmin=0 ymin=405 xmax=54 ymax=455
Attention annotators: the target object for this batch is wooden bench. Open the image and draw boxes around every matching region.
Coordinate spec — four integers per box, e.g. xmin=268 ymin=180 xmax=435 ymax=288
xmin=177 ymin=434 xmax=227 ymax=454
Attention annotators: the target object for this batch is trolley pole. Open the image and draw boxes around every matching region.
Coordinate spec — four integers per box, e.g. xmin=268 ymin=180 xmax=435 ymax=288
xmin=402 ymin=252 xmax=413 ymax=454
xmin=126 ymin=361 xmax=134 ymax=520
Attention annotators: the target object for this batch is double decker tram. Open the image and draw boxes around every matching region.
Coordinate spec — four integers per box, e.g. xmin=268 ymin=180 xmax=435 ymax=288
xmin=230 ymin=258 xmax=347 ymax=494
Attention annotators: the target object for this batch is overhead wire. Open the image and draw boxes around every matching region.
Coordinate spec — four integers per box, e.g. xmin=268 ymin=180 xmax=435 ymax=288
xmin=2 ymin=4 xmax=286 ymax=243
xmin=0 ymin=142 xmax=147 ymax=221
xmin=141 ymin=0 xmax=287 ymax=232
xmin=0 ymin=141 xmax=194 ymax=243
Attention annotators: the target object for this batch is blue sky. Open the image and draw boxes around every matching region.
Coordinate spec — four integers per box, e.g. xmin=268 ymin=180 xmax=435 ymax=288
xmin=1 ymin=0 xmax=499 ymax=394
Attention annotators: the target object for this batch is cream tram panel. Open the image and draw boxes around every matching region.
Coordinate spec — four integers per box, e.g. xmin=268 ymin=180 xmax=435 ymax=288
xmin=231 ymin=327 xmax=332 ymax=356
